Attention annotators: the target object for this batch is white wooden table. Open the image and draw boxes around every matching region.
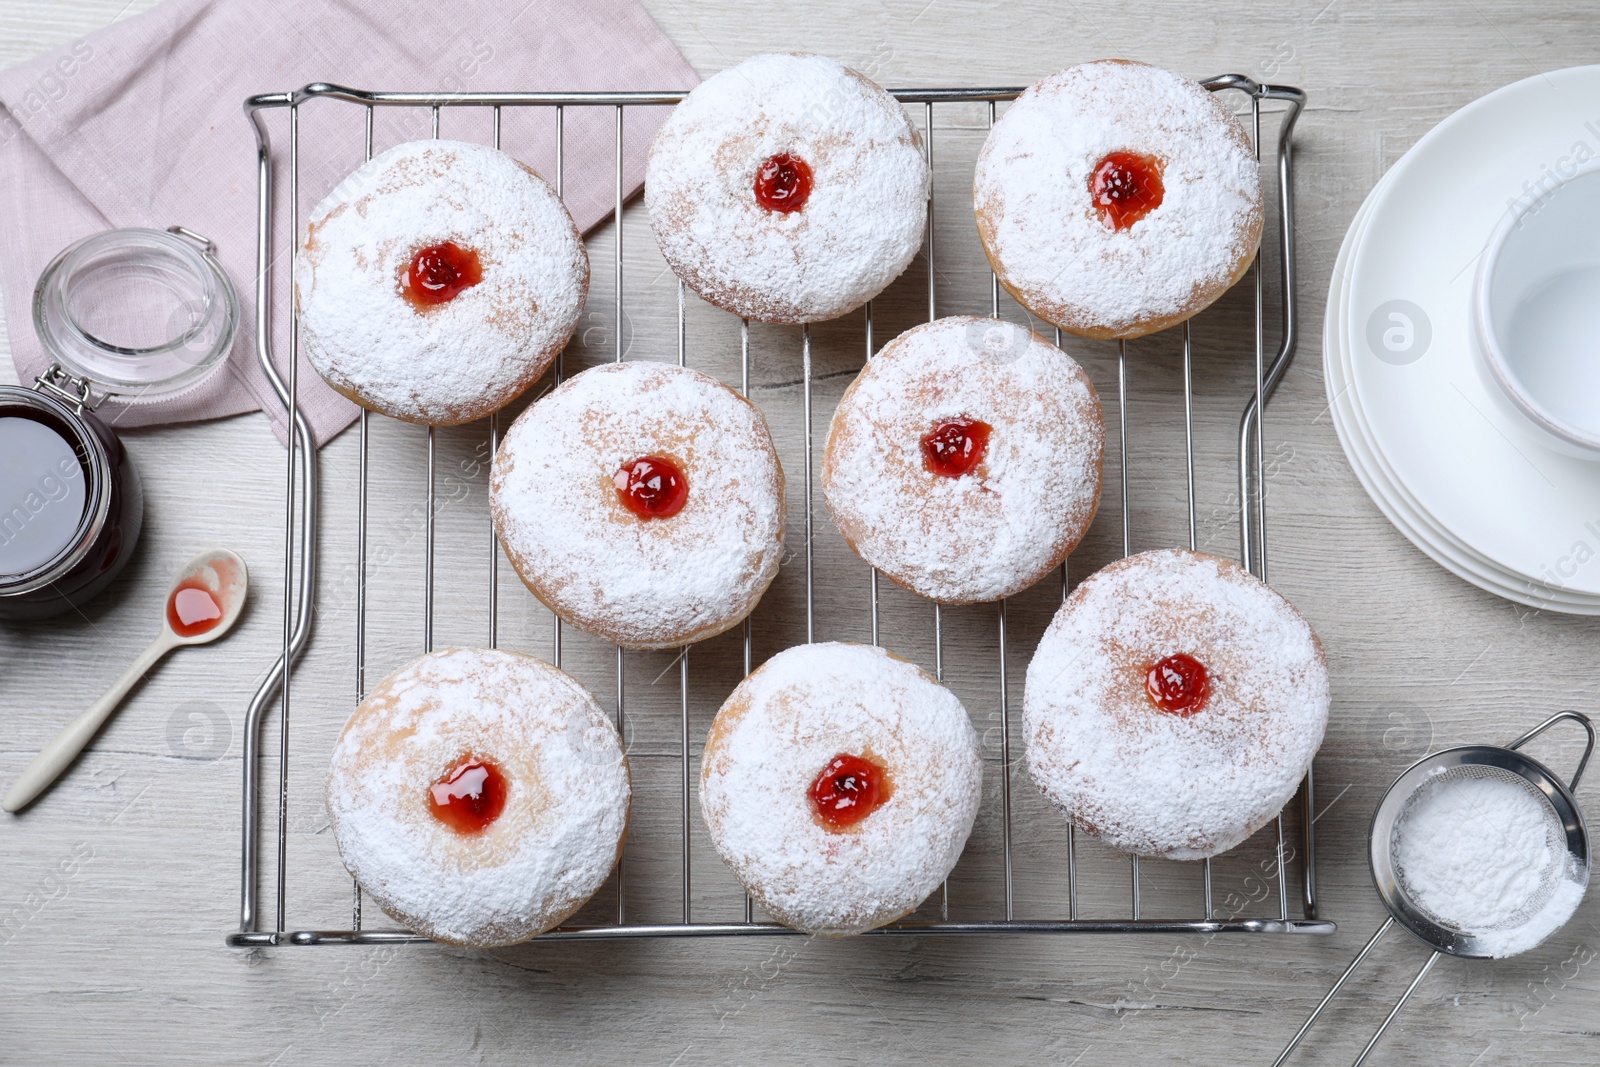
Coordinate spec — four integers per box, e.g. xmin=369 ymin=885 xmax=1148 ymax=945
xmin=4 ymin=2 xmax=1600 ymax=1063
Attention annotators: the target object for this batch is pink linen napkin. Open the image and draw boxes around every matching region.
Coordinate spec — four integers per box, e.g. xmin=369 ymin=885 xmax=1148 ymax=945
xmin=0 ymin=0 xmax=697 ymax=446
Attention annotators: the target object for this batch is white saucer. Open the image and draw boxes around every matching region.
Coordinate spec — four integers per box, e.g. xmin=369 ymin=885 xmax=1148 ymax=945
xmin=1326 ymin=177 xmax=1600 ymax=612
xmin=1345 ymin=66 xmax=1600 ymax=600
xmin=1324 ymin=169 xmax=1600 ymax=609
xmin=1330 ymin=165 xmax=1600 ymax=611
xmin=1333 ymin=66 xmax=1600 ymax=610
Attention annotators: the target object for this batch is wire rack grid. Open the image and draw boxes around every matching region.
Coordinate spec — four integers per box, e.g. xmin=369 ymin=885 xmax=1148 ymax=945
xmin=228 ymin=74 xmax=1331 ymax=947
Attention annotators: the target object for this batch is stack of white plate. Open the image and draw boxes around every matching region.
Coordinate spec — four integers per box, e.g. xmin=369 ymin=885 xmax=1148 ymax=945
xmin=1326 ymin=65 xmax=1600 ymax=614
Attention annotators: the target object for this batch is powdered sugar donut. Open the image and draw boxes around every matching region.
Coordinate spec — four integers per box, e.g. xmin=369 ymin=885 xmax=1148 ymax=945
xmin=701 ymin=642 xmax=982 ymax=935
xmin=490 ymin=360 xmax=784 ymax=650
xmin=296 ymin=139 xmax=588 ymax=424
xmin=645 ymin=52 xmax=930 ymax=324
xmin=326 ymin=648 xmax=628 ymax=947
xmin=1024 ymin=550 xmax=1328 ymax=860
xmin=974 ymin=61 xmax=1262 ymax=340
xmin=822 ymin=317 xmax=1103 ymax=604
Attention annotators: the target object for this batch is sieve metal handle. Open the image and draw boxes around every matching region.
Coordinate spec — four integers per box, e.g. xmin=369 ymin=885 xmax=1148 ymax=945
xmin=1269 ymin=917 xmax=1395 ymax=1067
xmin=1350 ymin=949 xmax=1440 ymax=1067
xmin=1505 ymin=710 xmax=1595 ymax=792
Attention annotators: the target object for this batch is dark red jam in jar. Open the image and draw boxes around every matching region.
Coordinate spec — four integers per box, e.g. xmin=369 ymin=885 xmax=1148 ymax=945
xmin=613 ymin=456 xmax=689 ymax=519
xmin=401 ymin=242 xmax=483 ymax=308
xmin=1145 ymin=653 xmax=1211 ymax=716
xmin=921 ymin=417 xmax=992 ymax=478
xmin=0 ymin=386 xmax=142 ymax=620
xmin=754 ymin=153 xmax=814 ymax=213
xmin=810 ymin=753 xmax=890 ymax=830
xmin=429 ymin=757 xmax=509 ymax=834
xmin=0 ymin=416 xmax=86 ymax=575
xmin=1090 ymin=151 xmax=1165 ymax=231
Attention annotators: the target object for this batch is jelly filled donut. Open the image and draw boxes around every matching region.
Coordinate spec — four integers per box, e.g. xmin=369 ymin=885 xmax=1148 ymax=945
xmin=974 ymin=61 xmax=1262 ymax=340
xmin=645 ymin=52 xmax=930 ymax=324
xmin=296 ymin=139 xmax=588 ymax=424
xmin=490 ymin=360 xmax=784 ymax=650
xmin=1024 ymin=549 xmax=1328 ymax=860
xmin=700 ymin=642 xmax=982 ymax=936
xmin=326 ymin=648 xmax=629 ymax=947
xmin=822 ymin=317 xmax=1104 ymax=604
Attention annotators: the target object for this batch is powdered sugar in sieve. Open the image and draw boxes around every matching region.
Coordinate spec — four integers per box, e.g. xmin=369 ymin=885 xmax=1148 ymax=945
xmin=1390 ymin=765 xmax=1583 ymax=957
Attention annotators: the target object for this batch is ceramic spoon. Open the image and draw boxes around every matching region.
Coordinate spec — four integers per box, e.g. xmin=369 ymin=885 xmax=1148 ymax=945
xmin=3 ymin=548 xmax=248 ymax=813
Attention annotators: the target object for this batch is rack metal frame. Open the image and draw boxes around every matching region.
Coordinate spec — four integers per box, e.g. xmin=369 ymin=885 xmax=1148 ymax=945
xmin=229 ymin=75 xmax=1331 ymax=947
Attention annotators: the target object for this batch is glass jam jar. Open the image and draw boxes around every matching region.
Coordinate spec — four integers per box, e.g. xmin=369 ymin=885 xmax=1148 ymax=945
xmin=0 ymin=226 xmax=236 ymax=620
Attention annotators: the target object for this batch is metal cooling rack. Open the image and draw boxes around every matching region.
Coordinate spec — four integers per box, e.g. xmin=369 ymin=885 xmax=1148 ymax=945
xmin=228 ymin=75 xmax=1331 ymax=947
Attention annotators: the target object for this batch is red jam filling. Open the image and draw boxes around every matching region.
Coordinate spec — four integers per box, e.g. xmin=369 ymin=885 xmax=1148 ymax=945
xmin=401 ymin=241 xmax=483 ymax=308
xmin=1090 ymin=151 xmax=1165 ymax=231
xmin=613 ymin=456 xmax=688 ymax=520
xmin=428 ymin=757 xmax=508 ymax=834
xmin=810 ymin=753 xmax=889 ymax=830
xmin=167 ymin=583 xmax=224 ymax=638
xmin=921 ymin=417 xmax=992 ymax=478
xmin=754 ymin=153 xmax=814 ymax=213
xmin=1145 ymin=653 xmax=1211 ymax=716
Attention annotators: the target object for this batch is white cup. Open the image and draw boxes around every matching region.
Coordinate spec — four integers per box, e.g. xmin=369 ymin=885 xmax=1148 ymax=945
xmin=1473 ymin=158 xmax=1600 ymax=459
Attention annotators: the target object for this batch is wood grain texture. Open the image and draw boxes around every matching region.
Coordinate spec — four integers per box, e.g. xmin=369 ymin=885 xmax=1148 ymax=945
xmin=4 ymin=1 xmax=1600 ymax=1063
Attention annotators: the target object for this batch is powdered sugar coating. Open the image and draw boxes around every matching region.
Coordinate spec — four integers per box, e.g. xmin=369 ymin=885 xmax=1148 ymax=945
xmin=1392 ymin=772 xmax=1587 ymax=958
xmin=822 ymin=317 xmax=1103 ymax=603
xmin=701 ymin=642 xmax=982 ymax=935
xmin=296 ymin=140 xmax=588 ymax=424
xmin=645 ymin=52 xmax=930 ymax=324
xmin=1475 ymin=870 xmax=1587 ymax=958
xmin=326 ymin=648 xmax=628 ymax=947
xmin=974 ymin=61 xmax=1262 ymax=340
xmin=490 ymin=361 xmax=784 ymax=650
xmin=1394 ymin=774 xmax=1556 ymax=931
xmin=1024 ymin=550 xmax=1328 ymax=859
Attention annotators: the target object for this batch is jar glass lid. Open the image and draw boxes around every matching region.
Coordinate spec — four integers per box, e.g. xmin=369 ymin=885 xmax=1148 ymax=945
xmin=32 ymin=227 xmax=238 ymax=402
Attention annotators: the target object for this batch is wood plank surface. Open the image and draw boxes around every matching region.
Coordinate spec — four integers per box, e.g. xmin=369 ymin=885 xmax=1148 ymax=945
xmin=3 ymin=1 xmax=1600 ymax=1063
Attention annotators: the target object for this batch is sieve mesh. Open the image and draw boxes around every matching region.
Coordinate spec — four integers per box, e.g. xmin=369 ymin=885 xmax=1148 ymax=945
xmin=1388 ymin=764 xmax=1566 ymax=932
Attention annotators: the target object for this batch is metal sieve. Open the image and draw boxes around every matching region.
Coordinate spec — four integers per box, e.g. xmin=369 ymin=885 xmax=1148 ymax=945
xmin=1271 ymin=710 xmax=1593 ymax=1067
xmin=1379 ymin=758 xmax=1581 ymax=949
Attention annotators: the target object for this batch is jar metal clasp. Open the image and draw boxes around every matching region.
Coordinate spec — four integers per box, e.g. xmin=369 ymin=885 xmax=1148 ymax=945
xmin=166 ymin=224 xmax=219 ymax=256
xmin=33 ymin=363 xmax=105 ymax=415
